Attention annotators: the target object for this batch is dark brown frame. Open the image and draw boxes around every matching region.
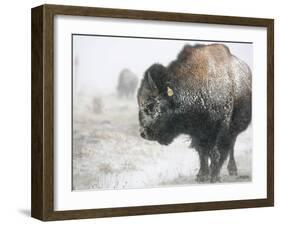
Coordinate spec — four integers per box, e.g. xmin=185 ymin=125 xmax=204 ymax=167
xmin=31 ymin=4 xmax=274 ymax=221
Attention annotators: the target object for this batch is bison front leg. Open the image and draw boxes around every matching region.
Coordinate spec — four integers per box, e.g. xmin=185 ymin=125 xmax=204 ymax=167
xmin=196 ymin=149 xmax=210 ymax=182
xmin=209 ymin=146 xmax=224 ymax=183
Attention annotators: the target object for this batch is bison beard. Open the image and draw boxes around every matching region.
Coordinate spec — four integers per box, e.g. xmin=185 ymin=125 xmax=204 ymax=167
xmin=137 ymin=44 xmax=252 ymax=183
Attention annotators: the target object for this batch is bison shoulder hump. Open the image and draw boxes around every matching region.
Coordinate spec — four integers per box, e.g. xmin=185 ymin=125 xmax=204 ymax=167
xmin=207 ymin=44 xmax=231 ymax=57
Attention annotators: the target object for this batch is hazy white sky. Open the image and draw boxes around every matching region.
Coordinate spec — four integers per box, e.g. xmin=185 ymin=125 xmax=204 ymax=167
xmin=73 ymin=35 xmax=253 ymax=96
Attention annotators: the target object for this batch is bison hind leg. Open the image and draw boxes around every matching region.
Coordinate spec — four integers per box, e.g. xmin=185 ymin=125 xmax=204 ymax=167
xmin=227 ymin=159 xmax=238 ymax=176
xmin=210 ymin=130 xmax=236 ymax=183
xmin=227 ymin=136 xmax=238 ymax=176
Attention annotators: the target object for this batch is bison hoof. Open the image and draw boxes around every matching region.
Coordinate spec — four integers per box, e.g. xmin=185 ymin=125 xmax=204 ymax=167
xmin=196 ymin=172 xmax=210 ymax=183
xmin=227 ymin=163 xmax=238 ymax=176
xmin=228 ymin=169 xmax=238 ymax=176
xmin=210 ymin=175 xmax=221 ymax=183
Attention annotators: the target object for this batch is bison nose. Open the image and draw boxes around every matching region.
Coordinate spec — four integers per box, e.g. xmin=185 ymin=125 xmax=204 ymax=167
xmin=140 ymin=131 xmax=146 ymax=138
xmin=140 ymin=127 xmax=154 ymax=140
xmin=140 ymin=127 xmax=146 ymax=138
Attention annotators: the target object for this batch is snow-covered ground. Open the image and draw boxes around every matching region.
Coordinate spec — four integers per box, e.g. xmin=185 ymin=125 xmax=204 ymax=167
xmin=72 ymin=94 xmax=252 ymax=191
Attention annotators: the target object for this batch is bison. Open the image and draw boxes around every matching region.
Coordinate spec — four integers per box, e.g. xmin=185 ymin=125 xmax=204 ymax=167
xmin=117 ymin=68 xmax=138 ymax=98
xmin=137 ymin=44 xmax=251 ymax=183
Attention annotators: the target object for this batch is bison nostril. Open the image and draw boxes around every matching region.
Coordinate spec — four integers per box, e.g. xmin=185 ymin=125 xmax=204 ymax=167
xmin=140 ymin=127 xmax=154 ymax=140
xmin=146 ymin=127 xmax=153 ymax=135
xmin=140 ymin=131 xmax=146 ymax=138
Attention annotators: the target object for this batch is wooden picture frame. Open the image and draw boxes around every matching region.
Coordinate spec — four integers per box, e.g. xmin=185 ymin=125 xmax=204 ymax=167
xmin=31 ymin=4 xmax=274 ymax=221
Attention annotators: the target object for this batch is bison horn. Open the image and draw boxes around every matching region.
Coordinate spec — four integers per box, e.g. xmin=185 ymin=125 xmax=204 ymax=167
xmin=147 ymin=72 xmax=156 ymax=90
xmin=167 ymin=86 xmax=174 ymax=96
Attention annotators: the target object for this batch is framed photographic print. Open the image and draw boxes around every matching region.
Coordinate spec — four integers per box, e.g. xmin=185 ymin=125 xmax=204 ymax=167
xmin=31 ymin=4 xmax=274 ymax=221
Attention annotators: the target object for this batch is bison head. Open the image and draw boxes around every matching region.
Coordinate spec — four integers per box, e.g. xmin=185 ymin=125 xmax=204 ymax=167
xmin=137 ymin=64 xmax=179 ymax=145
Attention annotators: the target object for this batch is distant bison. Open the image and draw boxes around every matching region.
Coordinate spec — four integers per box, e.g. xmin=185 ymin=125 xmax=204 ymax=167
xmin=92 ymin=97 xmax=103 ymax=114
xmin=117 ymin=69 xmax=138 ymax=98
xmin=137 ymin=44 xmax=251 ymax=183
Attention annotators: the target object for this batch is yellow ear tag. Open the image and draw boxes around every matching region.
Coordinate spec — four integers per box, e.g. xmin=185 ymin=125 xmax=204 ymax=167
xmin=167 ymin=86 xmax=174 ymax=96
